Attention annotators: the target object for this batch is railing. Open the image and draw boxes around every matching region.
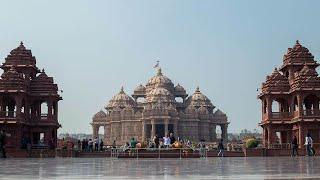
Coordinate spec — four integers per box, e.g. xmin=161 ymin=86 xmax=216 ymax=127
xmin=41 ymin=113 xmax=48 ymax=120
xmin=110 ymin=147 xmax=208 ymax=159
xmin=263 ymin=112 xmax=292 ymax=121
xmin=303 ymin=110 xmax=320 ymax=117
xmin=268 ymin=143 xmax=291 ymax=149
xmin=0 ymin=111 xmax=17 ymax=118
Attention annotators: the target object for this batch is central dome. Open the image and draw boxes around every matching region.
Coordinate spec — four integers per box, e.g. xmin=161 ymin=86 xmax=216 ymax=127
xmin=146 ymin=68 xmax=174 ymax=91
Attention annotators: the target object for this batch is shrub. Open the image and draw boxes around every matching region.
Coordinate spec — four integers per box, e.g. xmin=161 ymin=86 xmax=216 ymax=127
xmin=246 ymin=138 xmax=259 ymax=149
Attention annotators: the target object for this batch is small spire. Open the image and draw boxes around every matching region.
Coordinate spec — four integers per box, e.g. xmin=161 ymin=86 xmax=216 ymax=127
xmin=196 ymin=86 xmax=200 ymax=92
xmin=20 ymin=41 xmax=24 ymax=46
xmin=274 ymin=67 xmax=277 ymax=71
xmin=120 ymin=86 xmax=124 ymax=93
xmin=157 ymin=68 xmax=162 ymax=75
xmin=296 ymin=40 xmax=300 ymax=45
xmin=42 ymin=68 xmax=45 ymax=73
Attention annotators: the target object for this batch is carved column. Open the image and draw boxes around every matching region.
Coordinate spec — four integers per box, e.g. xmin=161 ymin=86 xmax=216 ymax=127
xmin=221 ymin=124 xmax=228 ymax=141
xmin=141 ymin=121 xmax=146 ymax=141
xmin=297 ymin=95 xmax=303 ymax=116
xmin=298 ymin=124 xmax=305 ymax=149
xmin=212 ymin=124 xmax=217 ymax=141
xmin=267 ymin=126 xmax=272 ymax=148
xmin=151 ymin=119 xmax=155 ymax=138
xmin=267 ymin=97 xmax=272 ymax=116
xmin=92 ymin=125 xmax=99 ymax=139
xmin=174 ymin=120 xmax=178 ymax=137
xmin=164 ymin=119 xmax=169 ymax=136
xmin=15 ymin=96 xmax=22 ymax=118
xmin=47 ymin=100 xmax=53 ymax=117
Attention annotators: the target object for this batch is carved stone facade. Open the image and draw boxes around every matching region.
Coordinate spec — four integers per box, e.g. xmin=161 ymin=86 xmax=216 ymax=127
xmin=259 ymin=41 xmax=320 ymax=149
xmin=92 ymin=68 xmax=229 ymax=145
xmin=0 ymin=42 xmax=62 ymax=149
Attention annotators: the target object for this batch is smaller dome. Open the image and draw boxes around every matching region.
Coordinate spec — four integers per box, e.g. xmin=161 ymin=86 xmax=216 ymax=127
xmin=187 ymin=87 xmax=214 ymax=108
xmin=0 ymin=66 xmax=27 ymax=91
xmin=146 ymin=87 xmax=174 ymax=103
xmin=214 ymin=109 xmax=226 ymax=116
xmin=174 ymin=83 xmax=187 ymax=96
xmin=93 ymin=110 xmax=107 ymax=119
xmin=106 ymin=87 xmax=136 ymax=109
xmin=134 ymin=84 xmax=146 ymax=92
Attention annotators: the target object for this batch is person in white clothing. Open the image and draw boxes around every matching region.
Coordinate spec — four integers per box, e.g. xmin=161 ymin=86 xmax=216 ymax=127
xmin=305 ymin=133 xmax=313 ymax=156
xmin=163 ymin=134 xmax=171 ymax=148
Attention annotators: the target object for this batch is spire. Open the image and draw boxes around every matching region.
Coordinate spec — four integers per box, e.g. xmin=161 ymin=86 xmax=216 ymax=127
xmin=157 ymin=68 xmax=162 ymax=76
xmin=296 ymin=40 xmax=300 ymax=45
xmin=120 ymin=86 xmax=124 ymax=93
xmin=42 ymin=68 xmax=45 ymax=73
xmin=195 ymin=86 xmax=200 ymax=92
xmin=20 ymin=41 xmax=24 ymax=46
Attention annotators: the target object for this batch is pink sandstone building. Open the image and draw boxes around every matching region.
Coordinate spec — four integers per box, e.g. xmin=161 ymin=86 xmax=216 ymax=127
xmin=259 ymin=41 xmax=320 ymax=149
xmin=92 ymin=68 xmax=229 ymax=145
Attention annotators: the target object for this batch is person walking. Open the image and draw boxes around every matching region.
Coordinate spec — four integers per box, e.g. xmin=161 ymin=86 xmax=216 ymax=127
xmin=217 ymin=139 xmax=224 ymax=157
xmin=291 ymin=136 xmax=298 ymax=156
xmin=154 ymin=134 xmax=159 ymax=149
xmin=94 ymin=137 xmax=99 ymax=151
xmin=305 ymin=133 xmax=313 ymax=156
xmin=170 ymin=133 xmax=176 ymax=145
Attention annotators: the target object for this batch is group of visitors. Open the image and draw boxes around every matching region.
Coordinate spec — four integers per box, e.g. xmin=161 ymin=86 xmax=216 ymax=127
xmin=291 ymin=133 xmax=316 ymax=156
xmin=80 ymin=137 xmax=104 ymax=152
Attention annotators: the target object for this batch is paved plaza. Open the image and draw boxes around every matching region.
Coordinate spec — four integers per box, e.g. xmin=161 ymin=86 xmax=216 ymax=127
xmin=0 ymin=157 xmax=319 ymax=179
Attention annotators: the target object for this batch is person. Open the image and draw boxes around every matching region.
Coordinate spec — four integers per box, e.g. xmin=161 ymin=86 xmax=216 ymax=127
xmin=88 ymin=139 xmax=93 ymax=152
xmin=77 ymin=140 xmax=81 ymax=150
xmin=0 ymin=130 xmax=6 ymax=158
xmin=154 ymin=134 xmax=159 ymax=149
xmin=130 ymin=137 xmax=137 ymax=148
xmin=291 ymin=136 xmax=298 ymax=156
xmin=99 ymin=139 xmax=104 ymax=151
xmin=81 ymin=139 xmax=86 ymax=151
xmin=163 ymin=134 xmax=171 ymax=148
xmin=94 ymin=137 xmax=99 ymax=151
xmin=170 ymin=133 xmax=176 ymax=145
xmin=217 ymin=139 xmax=224 ymax=157
xmin=112 ymin=140 xmax=116 ymax=149
xmin=305 ymin=133 xmax=313 ymax=156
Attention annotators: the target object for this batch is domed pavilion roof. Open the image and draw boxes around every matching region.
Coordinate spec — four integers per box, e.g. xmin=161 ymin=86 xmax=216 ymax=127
xmin=29 ymin=69 xmax=59 ymax=96
xmin=1 ymin=42 xmax=40 ymax=72
xmin=186 ymin=87 xmax=214 ymax=109
xmin=280 ymin=40 xmax=319 ymax=70
xmin=261 ymin=68 xmax=290 ymax=94
xmin=93 ymin=110 xmax=107 ymax=120
xmin=106 ymin=87 xmax=136 ymax=109
xmin=291 ymin=64 xmax=320 ymax=91
xmin=146 ymin=87 xmax=175 ymax=103
xmin=0 ymin=66 xmax=27 ymax=92
xmin=146 ymin=68 xmax=174 ymax=91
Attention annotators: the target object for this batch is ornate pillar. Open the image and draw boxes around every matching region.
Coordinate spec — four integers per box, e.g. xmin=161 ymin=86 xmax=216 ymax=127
xmin=221 ymin=124 xmax=228 ymax=141
xmin=142 ymin=121 xmax=146 ymax=141
xmin=92 ymin=124 xmax=98 ymax=139
xmin=267 ymin=97 xmax=272 ymax=116
xmin=164 ymin=119 xmax=169 ymax=136
xmin=47 ymin=100 xmax=53 ymax=117
xmin=298 ymin=124 xmax=305 ymax=149
xmin=174 ymin=120 xmax=178 ymax=137
xmin=212 ymin=124 xmax=217 ymax=141
xmin=151 ymin=119 xmax=156 ymax=138
xmin=267 ymin=126 xmax=272 ymax=148
xmin=15 ymin=96 xmax=22 ymax=118
xmin=297 ymin=95 xmax=303 ymax=116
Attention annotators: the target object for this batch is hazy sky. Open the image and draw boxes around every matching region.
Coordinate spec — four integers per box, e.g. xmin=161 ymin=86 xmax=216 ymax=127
xmin=0 ymin=0 xmax=320 ymax=134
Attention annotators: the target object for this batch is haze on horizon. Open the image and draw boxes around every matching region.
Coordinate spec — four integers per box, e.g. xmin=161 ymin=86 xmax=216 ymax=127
xmin=0 ymin=0 xmax=319 ymax=134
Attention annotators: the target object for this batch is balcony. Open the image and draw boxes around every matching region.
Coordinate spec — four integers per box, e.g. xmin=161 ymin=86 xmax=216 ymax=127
xmin=303 ymin=110 xmax=320 ymax=117
xmin=0 ymin=111 xmax=17 ymax=119
xmin=263 ymin=112 xmax=292 ymax=121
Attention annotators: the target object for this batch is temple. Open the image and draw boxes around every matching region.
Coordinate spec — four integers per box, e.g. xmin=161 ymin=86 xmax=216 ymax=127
xmin=0 ymin=42 xmax=62 ymax=150
xmin=259 ymin=40 xmax=320 ymax=149
xmin=92 ymin=67 xmax=229 ymax=145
